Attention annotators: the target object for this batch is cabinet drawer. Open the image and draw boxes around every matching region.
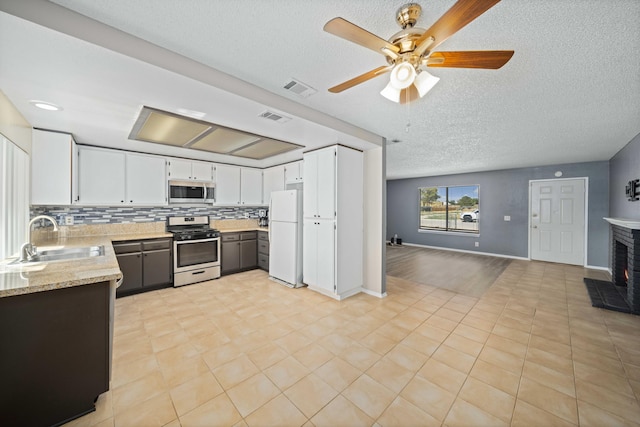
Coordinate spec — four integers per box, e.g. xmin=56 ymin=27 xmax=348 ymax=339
xmin=258 ymin=254 xmax=269 ymax=271
xmin=113 ymin=242 xmax=142 ymax=254
xmin=221 ymin=233 xmax=239 ymax=242
xmin=258 ymin=231 xmax=268 ymax=241
xmin=240 ymin=231 xmax=257 ymax=241
xmin=258 ymin=240 xmax=269 ymax=255
xmin=142 ymin=239 xmax=172 ymax=251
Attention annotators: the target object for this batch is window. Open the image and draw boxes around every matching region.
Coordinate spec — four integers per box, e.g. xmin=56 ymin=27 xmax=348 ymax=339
xmin=419 ymin=185 xmax=479 ymax=233
xmin=0 ymin=135 xmax=30 ymax=258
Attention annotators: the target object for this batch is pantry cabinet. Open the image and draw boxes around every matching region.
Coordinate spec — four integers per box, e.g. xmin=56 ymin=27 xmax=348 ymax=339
xmin=303 ymin=145 xmax=363 ymax=300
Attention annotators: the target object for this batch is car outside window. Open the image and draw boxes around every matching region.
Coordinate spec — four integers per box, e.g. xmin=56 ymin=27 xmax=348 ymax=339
xmin=419 ymin=185 xmax=479 ymax=233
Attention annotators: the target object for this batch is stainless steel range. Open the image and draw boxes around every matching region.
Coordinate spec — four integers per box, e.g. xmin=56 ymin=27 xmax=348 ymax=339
xmin=167 ymin=215 xmax=221 ymax=287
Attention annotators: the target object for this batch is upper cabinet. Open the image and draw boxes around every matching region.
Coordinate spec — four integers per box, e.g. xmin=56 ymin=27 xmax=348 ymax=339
xmin=31 ymin=129 xmax=78 ymax=205
xmin=167 ymin=158 xmax=213 ymax=181
xmin=214 ymin=165 xmax=263 ymax=205
xmin=77 ymin=146 xmax=166 ymax=206
xmin=263 ymin=165 xmax=285 ymax=205
xmin=303 ymin=148 xmax=336 ymax=219
xmin=284 ymin=160 xmax=303 ymax=184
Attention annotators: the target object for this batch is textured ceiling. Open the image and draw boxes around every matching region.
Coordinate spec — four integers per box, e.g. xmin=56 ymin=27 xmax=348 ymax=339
xmin=2 ymin=0 xmax=639 ymax=179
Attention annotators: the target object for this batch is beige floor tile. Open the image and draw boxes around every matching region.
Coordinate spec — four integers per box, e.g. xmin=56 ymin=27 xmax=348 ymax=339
xmin=458 ymin=376 xmax=516 ymax=422
xmin=453 ymin=323 xmax=490 ymax=344
xmin=226 ymin=373 xmax=281 ymax=418
xmin=112 ymin=371 xmax=167 ymax=414
xmin=342 ymin=374 xmax=396 ymax=419
xmin=264 ymin=356 xmax=310 ymax=390
xmin=340 ymin=343 xmax=382 ymax=371
xmin=211 ymin=354 xmax=260 ymax=390
xmin=190 ymin=331 xmax=231 ymax=354
xmin=247 ymin=342 xmax=289 ymax=370
xmin=444 ymin=397 xmax=509 ymax=427
xmin=523 ymin=360 xmax=576 ymax=397
xmin=201 ymin=342 xmax=244 ymax=370
xmin=574 ymin=360 xmax=635 ymax=397
xmin=443 ymin=332 xmax=484 ymax=357
xmin=358 ymin=331 xmax=397 ymax=355
xmin=485 ymin=333 xmax=528 ymax=358
xmin=417 ymin=358 xmax=468 ymax=395
xmin=529 ymin=335 xmax=572 ymax=359
xmin=377 ymin=396 xmax=441 ymax=427
xmin=310 ymin=395 xmax=373 ymax=427
xmin=150 ymin=329 xmax=190 ymax=353
xmin=314 ymin=356 xmax=362 ymax=392
xmin=399 ymin=331 xmax=441 ymax=357
xmin=631 ymin=378 xmax=640 ymax=401
xmin=244 ymin=394 xmax=307 ymax=427
xmin=431 ymin=344 xmax=476 ymax=374
xmin=572 ymin=347 xmax=627 ymax=377
xmin=158 ymin=354 xmax=210 ymax=388
xmin=469 ymin=359 xmax=520 ymax=396
xmin=365 ymin=357 xmax=414 ymax=394
xmin=577 ymin=399 xmax=640 ymax=427
xmin=292 ymin=343 xmax=335 ymax=371
xmin=575 ymin=379 xmax=640 ymax=423
xmin=284 ymin=373 xmax=339 ymax=418
xmin=169 ymin=372 xmax=224 ymax=416
xmin=383 ymin=343 xmax=428 ymax=372
xmin=512 ymin=399 xmax=577 ymax=427
xmin=414 ymin=322 xmax=451 ymax=342
xmin=179 ymin=393 xmax=242 ymax=427
xmin=275 ymin=330 xmax=314 ymax=354
xmin=111 ymin=354 xmax=160 ymax=389
xmin=113 ymin=392 xmax=177 ymax=427
xmin=526 ymin=347 xmax=574 ymax=376
xmin=424 ymin=314 xmax=459 ymax=332
xmin=400 ymin=376 xmax=456 ymax=421
xmin=518 ymin=377 xmax=578 ymax=424
xmin=492 ymin=323 xmax=531 ymax=344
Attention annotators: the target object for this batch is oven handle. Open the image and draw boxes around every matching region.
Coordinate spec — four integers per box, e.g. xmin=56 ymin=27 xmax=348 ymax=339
xmin=174 ymin=237 xmax=220 ymax=245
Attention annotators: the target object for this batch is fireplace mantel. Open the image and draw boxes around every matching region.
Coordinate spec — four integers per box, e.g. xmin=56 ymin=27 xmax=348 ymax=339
xmin=604 ymin=217 xmax=640 ymax=230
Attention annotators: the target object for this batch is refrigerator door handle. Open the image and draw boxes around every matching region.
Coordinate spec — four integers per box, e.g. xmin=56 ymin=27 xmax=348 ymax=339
xmin=268 ymin=196 xmax=272 ymax=242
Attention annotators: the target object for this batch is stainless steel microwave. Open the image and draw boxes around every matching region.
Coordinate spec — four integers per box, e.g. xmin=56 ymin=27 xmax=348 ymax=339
xmin=168 ymin=180 xmax=215 ymax=204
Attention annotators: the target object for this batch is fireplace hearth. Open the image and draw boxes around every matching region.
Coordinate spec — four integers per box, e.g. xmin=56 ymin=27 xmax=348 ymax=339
xmin=583 ymin=218 xmax=640 ymax=315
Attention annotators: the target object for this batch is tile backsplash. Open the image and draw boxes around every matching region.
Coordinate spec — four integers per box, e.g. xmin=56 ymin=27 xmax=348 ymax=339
xmin=31 ymin=205 xmax=264 ymax=226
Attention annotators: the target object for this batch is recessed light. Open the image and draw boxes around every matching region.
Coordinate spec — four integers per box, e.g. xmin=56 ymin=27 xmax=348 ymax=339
xmin=30 ymin=100 xmax=62 ymax=111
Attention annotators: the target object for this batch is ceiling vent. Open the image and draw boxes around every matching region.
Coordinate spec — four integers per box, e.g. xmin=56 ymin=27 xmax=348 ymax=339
xmin=283 ymin=78 xmax=317 ymax=98
xmin=259 ymin=110 xmax=291 ymax=123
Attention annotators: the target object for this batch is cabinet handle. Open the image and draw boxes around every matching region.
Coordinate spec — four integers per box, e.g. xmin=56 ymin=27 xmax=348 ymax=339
xmin=192 ymin=270 xmax=206 ymax=275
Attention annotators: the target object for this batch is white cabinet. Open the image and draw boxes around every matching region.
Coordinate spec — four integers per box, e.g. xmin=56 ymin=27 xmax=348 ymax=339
xmin=303 ymin=148 xmax=335 ymax=219
xmin=214 ymin=165 xmax=263 ymax=205
xmin=284 ymin=160 xmax=303 ymax=184
xmin=77 ymin=147 xmax=126 ymax=205
xmin=263 ymin=165 xmax=285 ymax=205
xmin=241 ymin=167 xmax=263 ymax=205
xmin=31 ymin=129 xmax=78 ymax=205
xmin=167 ymin=158 xmax=213 ymax=181
xmin=78 ymin=147 xmax=166 ymax=205
xmin=125 ymin=153 xmax=167 ymax=205
xmin=303 ymin=145 xmax=363 ymax=300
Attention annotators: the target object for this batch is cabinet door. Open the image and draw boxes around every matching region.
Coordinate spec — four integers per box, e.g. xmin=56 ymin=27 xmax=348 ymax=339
xmin=77 ymin=147 xmax=126 ymax=205
xmin=191 ymin=161 xmax=213 ymax=181
xmin=316 ymin=149 xmax=336 ymax=219
xmin=116 ymin=252 xmax=143 ymax=293
xmin=241 ymin=168 xmax=263 ymax=205
xmin=302 ymin=219 xmax=318 ymax=287
xmin=315 ymin=220 xmax=335 ymax=293
xmin=31 ymin=129 xmax=75 ymax=205
xmin=221 ymin=241 xmax=240 ymax=273
xmin=126 ymin=153 xmax=166 ymax=205
xmin=284 ymin=160 xmax=303 ymax=184
xmin=142 ymin=249 xmax=172 ymax=287
xmin=240 ymin=239 xmax=257 ymax=269
xmin=167 ymin=158 xmax=193 ymax=180
xmin=216 ymin=165 xmax=241 ymax=205
xmin=303 ymin=153 xmax=318 ymax=217
xmin=263 ymin=165 xmax=285 ymax=205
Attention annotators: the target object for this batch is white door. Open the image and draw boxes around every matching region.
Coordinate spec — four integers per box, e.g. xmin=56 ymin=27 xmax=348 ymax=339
xmin=530 ymin=179 xmax=586 ymax=265
xmin=191 ymin=161 xmax=212 ymax=181
xmin=77 ymin=147 xmax=126 ymax=205
xmin=215 ymin=164 xmax=241 ymax=205
xmin=316 ymin=148 xmax=336 ymax=219
xmin=240 ymin=168 xmax=263 ymax=205
xmin=303 ymin=219 xmax=318 ymax=287
xmin=263 ymin=166 xmax=285 ymax=205
xmin=269 ymin=221 xmax=298 ymax=285
xmin=270 ymin=190 xmax=298 ymax=223
xmin=316 ymin=219 xmax=336 ymax=292
xmin=126 ymin=153 xmax=166 ymax=205
xmin=303 ymin=152 xmax=318 ymax=217
xmin=167 ymin=158 xmax=193 ymax=180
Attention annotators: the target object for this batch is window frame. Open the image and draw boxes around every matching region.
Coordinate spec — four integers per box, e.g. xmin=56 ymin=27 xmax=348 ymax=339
xmin=418 ymin=184 xmax=480 ymax=234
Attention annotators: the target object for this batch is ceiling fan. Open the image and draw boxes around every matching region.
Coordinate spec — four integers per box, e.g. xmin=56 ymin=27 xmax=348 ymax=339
xmin=323 ymin=0 xmax=514 ymax=103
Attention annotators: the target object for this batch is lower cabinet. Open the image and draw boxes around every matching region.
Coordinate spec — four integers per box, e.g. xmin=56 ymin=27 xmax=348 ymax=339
xmin=258 ymin=231 xmax=269 ymax=271
xmin=114 ymin=238 xmax=173 ymax=297
xmin=221 ymin=231 xmax=258 ymax=275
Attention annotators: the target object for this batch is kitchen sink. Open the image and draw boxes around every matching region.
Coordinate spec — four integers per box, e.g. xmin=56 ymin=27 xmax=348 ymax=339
xmin=11 ymin=245 xmax=105 ymax=264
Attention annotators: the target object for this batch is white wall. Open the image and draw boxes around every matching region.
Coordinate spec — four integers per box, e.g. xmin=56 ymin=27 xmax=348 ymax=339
xmin=363 ymin=146 xmax=386 ymax=297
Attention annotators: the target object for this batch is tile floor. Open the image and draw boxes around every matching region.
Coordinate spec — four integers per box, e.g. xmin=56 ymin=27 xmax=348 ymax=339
xmin=64 ymin=261 xmax=640 ymax=427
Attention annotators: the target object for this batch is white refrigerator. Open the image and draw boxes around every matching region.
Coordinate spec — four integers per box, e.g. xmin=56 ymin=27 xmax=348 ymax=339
xmin=269 ymin=189 xmax=303 ymax=288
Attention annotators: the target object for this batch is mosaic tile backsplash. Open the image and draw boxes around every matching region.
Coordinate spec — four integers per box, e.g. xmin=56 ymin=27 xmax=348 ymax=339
xmin=31 ymin=205 xmax=264 ymax=226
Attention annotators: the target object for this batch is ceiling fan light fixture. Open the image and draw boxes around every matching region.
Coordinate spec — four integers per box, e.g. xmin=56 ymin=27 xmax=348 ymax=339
xmin=414 ymin=70 xmax=440 ymax=98
xmin=389 ymin=62 xmax=416 ymax=89
xmin=380 ymin=81 xmax=402 ymax=102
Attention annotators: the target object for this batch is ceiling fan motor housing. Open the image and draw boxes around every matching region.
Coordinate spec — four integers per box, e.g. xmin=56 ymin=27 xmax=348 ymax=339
xmin=396 ymin=3 xmax=422 ymax=29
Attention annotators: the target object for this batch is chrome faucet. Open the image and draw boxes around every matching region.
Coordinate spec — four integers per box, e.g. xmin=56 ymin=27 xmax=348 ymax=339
xmin=19 ymin=215 xmax=59 ymax=262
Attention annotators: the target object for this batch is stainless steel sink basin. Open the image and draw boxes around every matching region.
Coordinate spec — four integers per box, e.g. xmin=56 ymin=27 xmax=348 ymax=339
xmin=11 ymin=245 xmax=105 ymax=264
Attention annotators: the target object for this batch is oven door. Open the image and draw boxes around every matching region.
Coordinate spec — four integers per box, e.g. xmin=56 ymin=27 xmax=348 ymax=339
xmin=173 ymin=237 xmax=220 ymax=273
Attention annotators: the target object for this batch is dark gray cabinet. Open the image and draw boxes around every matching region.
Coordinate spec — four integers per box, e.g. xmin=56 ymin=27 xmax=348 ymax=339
xmin=114 ymin=238 xmax=172 ymax=297
xmin=221 ymin=231 xmax=258 ymax=275
xmin=258 ymin=231 xmax=269 ymax=271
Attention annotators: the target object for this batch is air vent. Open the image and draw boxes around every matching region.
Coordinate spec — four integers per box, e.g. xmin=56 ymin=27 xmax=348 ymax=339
xmin=259 ymin=110 xmax=291 ymax=123
xmin=283 ymin=78 xmax=317 ymax=98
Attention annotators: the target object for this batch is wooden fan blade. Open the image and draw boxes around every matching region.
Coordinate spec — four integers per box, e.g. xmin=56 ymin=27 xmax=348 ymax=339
xmin=328 ymin=65 xmax=393 ymax=93
xmin=427 ymin=50 xmax=514 ymax=69
xmin=415 ymin=0 xmax=502 ymax=54
xmin=324 ymin=17 xmax=400 ymax=57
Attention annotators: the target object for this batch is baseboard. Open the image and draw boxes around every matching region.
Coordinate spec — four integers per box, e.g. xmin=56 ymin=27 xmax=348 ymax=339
xmin=400 ymin=242 xmax=530 ymax=261
xmin=585 ymin=264 xmax=610 ymax=273
xmin=361 ymin=288 xmax=387 ymax=299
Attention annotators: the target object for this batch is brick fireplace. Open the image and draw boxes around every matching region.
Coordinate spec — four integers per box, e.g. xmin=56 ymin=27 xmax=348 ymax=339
xmin=610 ymin=223 xmax=640 ymax=311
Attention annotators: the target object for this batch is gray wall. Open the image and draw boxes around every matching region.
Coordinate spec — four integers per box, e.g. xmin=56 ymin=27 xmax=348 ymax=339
xmin=610 ymin=132 xmax=640 ymax=219
xmin=387 ymin=161 xmax=610 ymax=267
